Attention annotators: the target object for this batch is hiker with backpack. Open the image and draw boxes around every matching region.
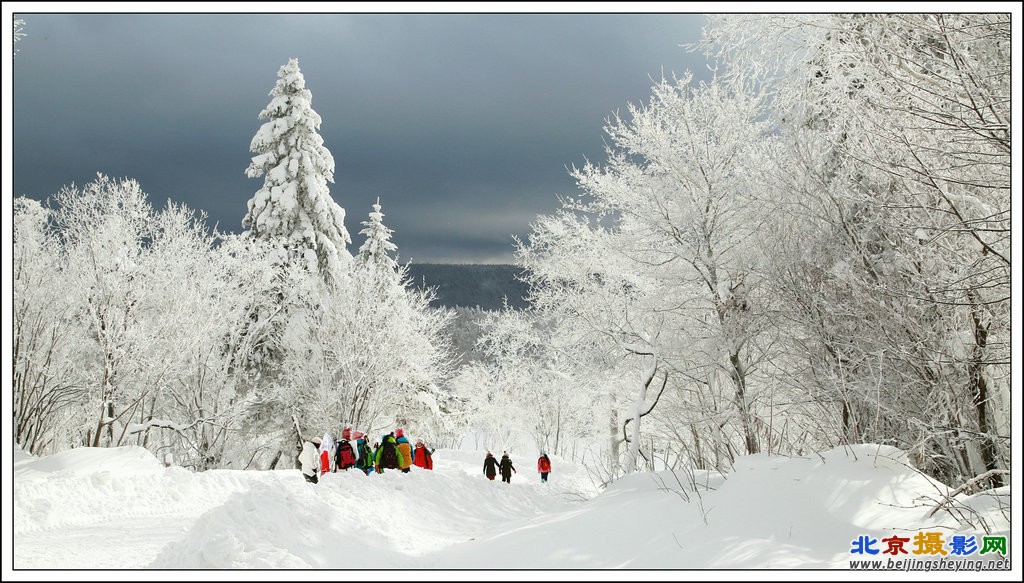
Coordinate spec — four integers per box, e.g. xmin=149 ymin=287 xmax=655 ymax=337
xmin=395 ymin=428 xmax=413 ymax=474
xmin=483 ymin=451 xmax=499 ymax=481
xmin=412 ymin=438 xmax=434 ymax=470
xmin=499 ymin=451 xmax=516 ymax=484
xmin=354 ymin=432 xmax=373 ymax=476
xmin=374 ymin=432 xmax=404 ymax=473
xmin=537 ymin=452 xmax=552 ymax=483
xmin=335 ymin=427 xmax=358 ymax=471
xmin=333 ymin=427 xmax=346 ymax=469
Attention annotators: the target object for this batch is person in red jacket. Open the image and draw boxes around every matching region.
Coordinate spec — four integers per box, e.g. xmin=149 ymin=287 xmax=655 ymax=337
xmin=538 ymin=452 xmax=552 ymax=483
xmin=412 ymin=438 xmax=434 ymax=470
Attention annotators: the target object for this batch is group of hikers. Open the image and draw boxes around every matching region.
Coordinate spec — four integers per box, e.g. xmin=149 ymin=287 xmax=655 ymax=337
xmin=483 ymin=450 xmax=552 ymax=484
xmin=299 ymin=427 xmax=434 ymax=483
xmin=298 ymin=428 xmax=554 ymax=486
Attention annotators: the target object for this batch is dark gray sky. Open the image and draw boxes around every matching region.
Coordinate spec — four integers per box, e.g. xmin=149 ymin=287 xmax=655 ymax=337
xmin=12 ymin=11 xmax=711 ymax=263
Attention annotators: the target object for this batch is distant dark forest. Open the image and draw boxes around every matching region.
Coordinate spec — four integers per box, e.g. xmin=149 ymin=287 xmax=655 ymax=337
xmin=405 ymin=264 xmax=530 ymax=311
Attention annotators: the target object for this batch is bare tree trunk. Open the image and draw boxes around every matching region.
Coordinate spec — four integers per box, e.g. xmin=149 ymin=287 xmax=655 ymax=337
xmin=689 ymin=425 xmax=706 ymax=471
xmin=625 ymin=356 xmax=657 ymax=473
xmin=608 ymin=392 xmax=619 ymax=474
xmin=553 ymin=405 xmax=561 ymax=456
xmin=291 ymin=414 xmax=305 ymax=446
xmin=713 ymin=422 xmax=725 ymax=470
xmin=969 ymin=300 xmax=1003 ymax=488
xmin=91 ymin=399 xmax=106 ymax=448
xmin=840 ymin=400 xmax=861 ymax=444
xmin=267 ymin=449 xmax=283 ymax=471
xmin=106 ymin=401 xmax=116 ymax=446
xmin=729 ymin=351 xmax=759 ymax=455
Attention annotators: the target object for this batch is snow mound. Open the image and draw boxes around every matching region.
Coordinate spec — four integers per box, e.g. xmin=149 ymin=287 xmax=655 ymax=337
xmin=14 ymin=445 xmax=164 ymax=480
xmin=151 ymin=479 xmax=407 ymax=569
xmin=13 ymin=443 xmax=36 ymax=464
xmin=150 ymin=451 xmax=590 ymax=568
xmin=426 ymin=445 xmax=1010 ymax=569
xmin=602 ymin=467 xmax=725 ymax=497
xmin=14 ymin=443 xmax=1011 ymax=570
xmin=14 ymin=447 xmax=267 ymax=534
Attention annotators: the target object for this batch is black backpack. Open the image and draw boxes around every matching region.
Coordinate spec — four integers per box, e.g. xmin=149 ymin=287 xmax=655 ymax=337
xmin=380 ymin=439 xmax=399 ymax=469
xmin=337 ymin=440 xmax=356 ymax=469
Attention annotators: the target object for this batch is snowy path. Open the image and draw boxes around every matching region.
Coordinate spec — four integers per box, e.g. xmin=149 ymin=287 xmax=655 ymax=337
xmin=13 ymin=446 xmax=596 ymax=569
xmin=15 ymin=518 xmax=191 ymax=569
xmin=11 ymin=444 xmax=1013 ymax=571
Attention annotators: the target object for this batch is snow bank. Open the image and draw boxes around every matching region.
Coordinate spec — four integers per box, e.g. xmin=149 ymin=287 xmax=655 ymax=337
xmin=424 ymin=444 xmax=1011 ymax=569
xmin=14 ymin=444 xmax=275 ymax=535
xmin=13 ymin=443 xmax=1012 ymax=571
xmin=153 ymin=451 xmax=590 ymax=569
xmin=14 ymin=444 xmax=164 ymax=479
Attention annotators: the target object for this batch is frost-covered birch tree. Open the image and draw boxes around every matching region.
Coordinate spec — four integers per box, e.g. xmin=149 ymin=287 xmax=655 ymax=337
xmin=13 ymin=198 xmax=81 ymax=455
xmin=126 ymin=223 xmax=285 ymax=470
xmin=518 ymin=75 xmax=778 ymax=475
xmin=12 ymin=175 xmax=279 ymax=468
xmin=278 ymin=200 xmax=456 ymax=440
xmin=52 ymin=176 xmax=162 ymax=448
xmin=699 ymin=13 xmax=1010 ymax=487
xmin=518 ymin=211 xmax=666 ymax=474
xmin=587 ymin=76 xmax=776 ymax=458
xmin=461 ymin=307 xmax=594 ymax=459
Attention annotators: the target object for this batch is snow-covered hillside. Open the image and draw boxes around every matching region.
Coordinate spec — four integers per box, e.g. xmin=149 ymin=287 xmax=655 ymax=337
xmin=11 ymin=444 xmax=1012 ymax=574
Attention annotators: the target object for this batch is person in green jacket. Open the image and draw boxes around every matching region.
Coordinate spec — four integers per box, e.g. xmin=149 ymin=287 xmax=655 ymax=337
xmin=374 ymin=432 xmax=404 ymax=473
xmin=354 ymin=431 xmax=373 ymax=476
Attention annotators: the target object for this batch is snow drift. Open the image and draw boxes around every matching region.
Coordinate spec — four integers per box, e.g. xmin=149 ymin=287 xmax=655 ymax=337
xmin=12 ymin=443 xmax=1011 ymax=571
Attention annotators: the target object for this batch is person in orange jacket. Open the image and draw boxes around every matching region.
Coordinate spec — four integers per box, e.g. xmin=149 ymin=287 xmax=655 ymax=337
xmin=395 ymin=428 xmax=413 ymax=473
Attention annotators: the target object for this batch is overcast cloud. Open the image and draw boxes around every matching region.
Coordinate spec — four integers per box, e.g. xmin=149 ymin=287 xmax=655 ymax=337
xmin=12 ymin=11 xmax=711 ymax=263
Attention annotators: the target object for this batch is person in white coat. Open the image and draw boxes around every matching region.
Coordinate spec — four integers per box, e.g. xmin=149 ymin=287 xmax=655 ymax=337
xmin=318 ymin=432 xmax=336 ymax=475
xmin=299 ymin=441 xmax=319 ymax=484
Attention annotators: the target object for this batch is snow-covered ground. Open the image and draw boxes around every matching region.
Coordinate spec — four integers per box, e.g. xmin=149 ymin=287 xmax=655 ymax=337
xmin=8 ymin=443 xmax=1015 ymax=578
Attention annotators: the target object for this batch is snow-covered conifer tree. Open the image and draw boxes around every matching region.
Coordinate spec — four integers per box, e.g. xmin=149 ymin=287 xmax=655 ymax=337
xmin=357 ymin=197 xmax=399 ymax=274
xmin=278 ymin=197 xmax=456 ymax=438
xmin=244 ymin=58 xmax=351 ymax=284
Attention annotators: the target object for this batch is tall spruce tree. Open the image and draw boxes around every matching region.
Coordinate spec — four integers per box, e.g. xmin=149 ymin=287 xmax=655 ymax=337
xmin=240 ymin=59 xmax=355 ymax=463
xmin=244 ymin=58 xmax=351 ymax=284
xmin=357 ymin=197 xmax=399 ymax=273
